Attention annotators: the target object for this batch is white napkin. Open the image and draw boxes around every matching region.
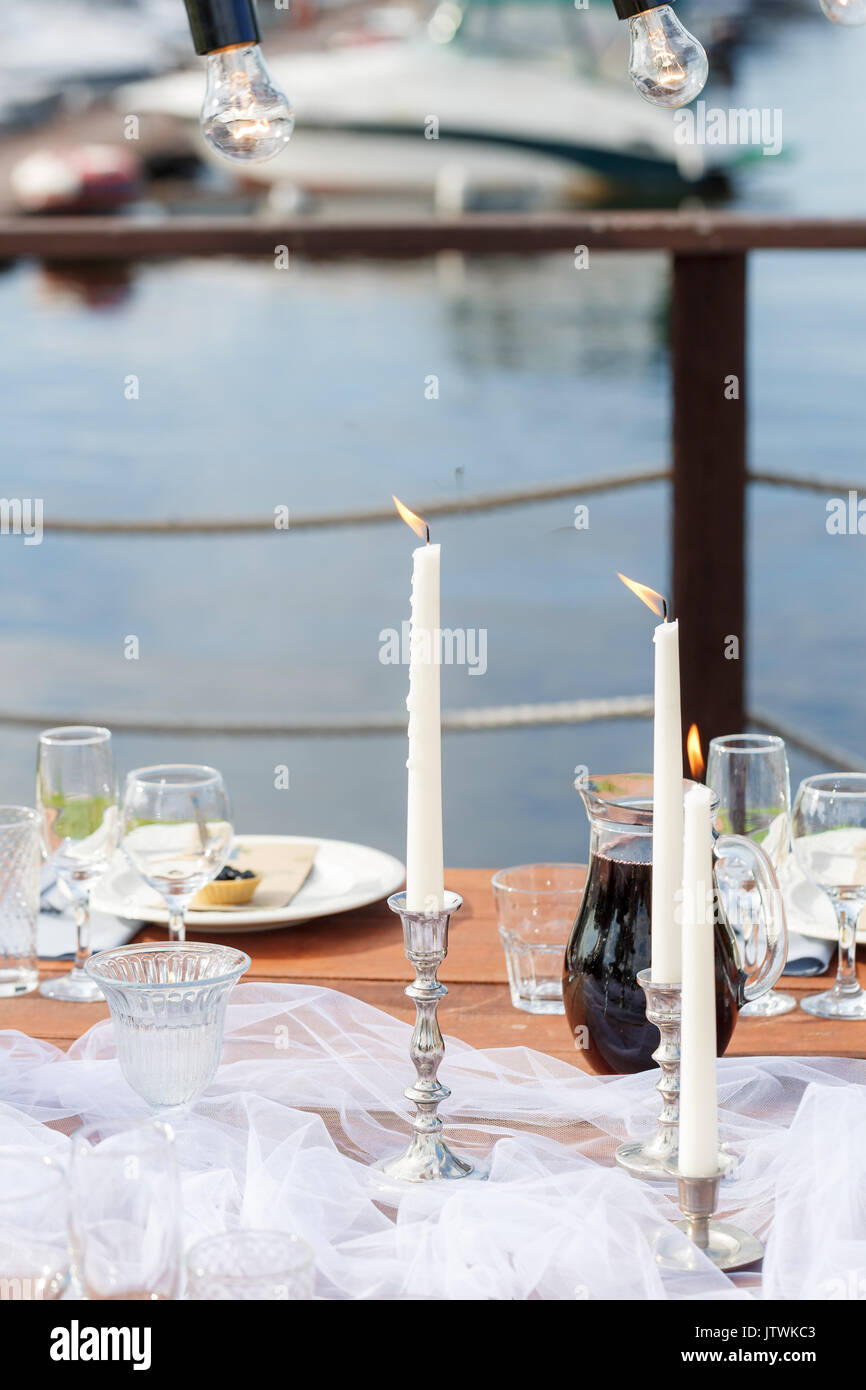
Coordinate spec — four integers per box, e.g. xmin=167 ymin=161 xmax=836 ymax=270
xmin=37 ymin=871 xmax=142 ymax=961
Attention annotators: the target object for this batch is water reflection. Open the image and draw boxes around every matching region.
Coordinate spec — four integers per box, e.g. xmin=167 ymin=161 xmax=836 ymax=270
xmin=0 ymin=4 xmax=863 ymax=866
xmin=36 ymin=262 xmax=134 ymax=311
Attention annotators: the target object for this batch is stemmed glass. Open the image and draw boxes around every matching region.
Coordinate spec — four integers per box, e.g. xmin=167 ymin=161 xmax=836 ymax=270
xmin=707 ymin=734 xmax=796 ymax=1017
xmin=792 ymin=773 xmax=866 ymax=1019
xmin=36 ymin=725 xmax=118 ymax=1002
xmin=121 ymin=765 xmax=232 ymax=943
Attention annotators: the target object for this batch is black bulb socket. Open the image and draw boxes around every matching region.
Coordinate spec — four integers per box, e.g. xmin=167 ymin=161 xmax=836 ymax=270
xmin=611 ymin=0 xmax=673 ymax=19
xmin=183 ymin=0 xmax=261 ymax=56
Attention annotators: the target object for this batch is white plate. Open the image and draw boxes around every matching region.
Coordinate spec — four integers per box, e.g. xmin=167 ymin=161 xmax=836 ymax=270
xmin=92 ymin=834 xmax=405 ymax=933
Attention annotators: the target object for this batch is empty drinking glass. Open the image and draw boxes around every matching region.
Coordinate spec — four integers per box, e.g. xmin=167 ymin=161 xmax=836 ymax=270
xmin=185 ymin=1231 xmax=315 ymax=1301
xmin=793 ymin=773 xmax=866 ymax=1019
xmin=707 ymin=734 xmax=796 ymax=1018
xmin=69 ymin=1119 xmax=181 ymax=1301
xmin=0 ymin=1150 xmax=69 ymax=1301
xmin=37 ymin=726 xmax=118 ymax=1002
xmin=0 ymin=807 xmax=41 ymax=997
xmin=121 ymin=765 xmax=232 ymax=943
xmin=84 ymin=943 xmax=251 ymax=1109
xmin=492 ymin=864 xmax=585 ymax=1014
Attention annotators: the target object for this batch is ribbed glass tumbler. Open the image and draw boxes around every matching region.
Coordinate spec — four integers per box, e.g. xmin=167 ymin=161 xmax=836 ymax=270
xmin=0 ymin=807 xmax=41 ymax=997
xmin=84 ymin=943 xmax=250 ymax=1109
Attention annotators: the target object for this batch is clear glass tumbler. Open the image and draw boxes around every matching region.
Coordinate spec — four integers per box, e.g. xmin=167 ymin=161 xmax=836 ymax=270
xmin=0 ymin=807 xmax=42 ymax=997
xmin=84 ymin=942 xmax=251 ymax=1109
xmin=70 ymin=1119 xmax=181 ymax=1301
xmin=186 ymin=1230 xmax=315 ymax=1301
xmin=492 ymin=864 xmax=586 ymax=1015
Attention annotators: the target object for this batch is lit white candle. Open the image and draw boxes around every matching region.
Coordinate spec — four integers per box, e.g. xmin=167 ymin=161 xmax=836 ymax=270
xmin=618 ymin=575 xmax=685 ymax=983
xmin=395 ymin=497 xmax=444 ymax=915
xmin=651 ymin=617 xmax=684 ymax=983
xmin=679 ymin=783 xmax=719 ymax=1178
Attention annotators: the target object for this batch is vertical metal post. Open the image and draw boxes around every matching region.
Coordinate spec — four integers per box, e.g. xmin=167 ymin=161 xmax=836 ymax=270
xmin=672 ymin=252 xmax=747 ymax=759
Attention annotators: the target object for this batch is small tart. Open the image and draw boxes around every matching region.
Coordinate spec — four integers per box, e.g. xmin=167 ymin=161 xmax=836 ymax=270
xmin=192 ymin=874 xmax=261 ymax=908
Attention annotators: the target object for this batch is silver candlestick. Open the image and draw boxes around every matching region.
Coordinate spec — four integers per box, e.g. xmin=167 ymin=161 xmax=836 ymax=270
xmin=615 ymin=970 xmax=681 ymax=1180
xmin=654 ymin=1162 xmax=763 ymax=1272
xmin=378 ymin=891 xmax=487 ymax=1184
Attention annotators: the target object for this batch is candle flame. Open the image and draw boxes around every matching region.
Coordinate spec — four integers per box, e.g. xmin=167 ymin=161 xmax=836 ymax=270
xmin=687 ymin=723 xmax=705 ymax=781
xmin=393 ymin=495 xmax=429 ymax=543
xmin=617 ymin=573 xmax=668 ymax=619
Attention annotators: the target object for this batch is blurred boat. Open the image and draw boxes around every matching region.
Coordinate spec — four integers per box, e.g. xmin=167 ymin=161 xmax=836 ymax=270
xmin=9 ymin=144 xmax=142 ymax=212
xmin=0 ymin=78 xmax=61 ymax=133
xmin=0 ymin=0 xmax=185 ymax=103
xmin=119 ymin=32 xmax=729 ymax=205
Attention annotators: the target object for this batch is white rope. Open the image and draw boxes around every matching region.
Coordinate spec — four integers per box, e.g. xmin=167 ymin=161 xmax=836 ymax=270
xmin=749 ymin=472 xmax=865 ymax=495
xmin=0 ymin=696 xmax=653 ymax=737
xmin=0 ymin=699 xmax=857 ymax=768
xmin=38 ymin=470 xmax=669 ymax=534
xmin=442 ymin=696 xmax=654 ymax=730
xmin=749 ymin=710 xmax=866 ymax=773
xmin=34 ymin=470 xmax=862 ymax=536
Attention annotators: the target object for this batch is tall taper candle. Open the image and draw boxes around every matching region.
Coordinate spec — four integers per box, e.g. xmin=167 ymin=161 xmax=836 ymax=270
xmin=405 ymin=539 xmax=444 ymax=914
xmin=679 ymin=783 xmax=719 ymax=1177
xmin=651 ymin=618 xmax=684 ymax=982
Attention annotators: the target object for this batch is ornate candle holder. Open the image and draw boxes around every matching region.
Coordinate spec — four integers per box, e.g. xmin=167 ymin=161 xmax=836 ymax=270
xmin=655 ymin=1162 xmax=763 ymax=1272
xmin=615 ymin=970 xmax=681 ymax=1180
xmin=378 ymin=891 xmax=487 ymax=1184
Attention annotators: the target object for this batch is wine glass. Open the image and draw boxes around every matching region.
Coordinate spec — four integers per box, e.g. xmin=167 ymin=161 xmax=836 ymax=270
xmin=0 ymin=1149 xmax=70 ymax=1301
xmin=36 ymin=725 xmax=118 ymax=1002
xmin=707 ymin=734 xmax=796 ymax=1017
xmin=792 ymin=773 xmax=866 ymax=1019
xmin=121 ymin=765 xmax=232 ymax=943
xmin=69 ymin=1119 xmax=181 ymax=1301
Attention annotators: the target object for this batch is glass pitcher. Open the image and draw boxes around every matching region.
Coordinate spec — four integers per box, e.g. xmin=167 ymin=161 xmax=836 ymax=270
xmin=563 ymin=774 xmax=788 ymax=1075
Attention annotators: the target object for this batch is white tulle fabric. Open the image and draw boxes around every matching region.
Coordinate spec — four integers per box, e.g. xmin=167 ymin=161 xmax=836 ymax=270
xmin=0 ymin=981 xmax=862 ymax=1300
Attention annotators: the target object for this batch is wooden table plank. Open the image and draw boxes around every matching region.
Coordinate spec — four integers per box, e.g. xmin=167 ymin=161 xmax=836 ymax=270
xmin=141 ymin=868 xmax=505 ymax=983
xmin=5 ymin=868 xmax=864 ymax=1068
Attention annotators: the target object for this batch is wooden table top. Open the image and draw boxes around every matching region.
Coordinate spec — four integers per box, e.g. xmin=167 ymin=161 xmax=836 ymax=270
xmin=4 ymin=868 xmax=865 ymax=1066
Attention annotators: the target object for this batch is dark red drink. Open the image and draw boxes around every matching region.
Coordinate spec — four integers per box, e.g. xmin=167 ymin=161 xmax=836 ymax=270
xmin=563 ymin=834 xmax=741 ymax=1075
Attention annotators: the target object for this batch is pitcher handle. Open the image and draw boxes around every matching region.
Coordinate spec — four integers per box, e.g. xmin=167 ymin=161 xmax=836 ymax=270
xmin=713 ymin=833 xmax=788 ymax=1006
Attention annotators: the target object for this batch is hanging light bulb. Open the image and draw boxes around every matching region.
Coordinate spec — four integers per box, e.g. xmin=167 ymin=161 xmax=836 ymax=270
xmin=184 ymin=1 xmax=293 ymax=164
xmin=819 ymin=0 xmax=866 ymax=25
xmin=612 ymin=0 xmax=708 ymax=109
xmin=201 ymin=45 xmax=294 ymax=162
